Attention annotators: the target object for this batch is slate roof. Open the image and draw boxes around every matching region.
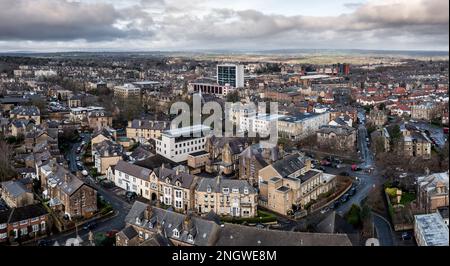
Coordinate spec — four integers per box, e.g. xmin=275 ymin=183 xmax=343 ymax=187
xmin=93 ymin=140 xmax=124 ymax=157
xmin=196 ymin=176 xmax=256 ymax=194
xmin=154 ymin=167 xmax=196 ymax=189
xmin=271 ymin=154 xmax=306 ymax=178
xmin=128 ymin=120 xmax=169 ymax=130
xmin=10 ymin=105 xmax=40 ymax=116
xmin=1 ymin=180 xmax=31 ymax=198
xmin=115 ymin=160 xmax=152 ymax=181
xmin=216 ymin=223 xmax=352 ymax=246
xmin=125 ymin=201 xmax=220 ymax=246
xmin=1 ymin=204 xmax=48 ymax=224
xmin=121 ymin=225 xmax=138 ymax=240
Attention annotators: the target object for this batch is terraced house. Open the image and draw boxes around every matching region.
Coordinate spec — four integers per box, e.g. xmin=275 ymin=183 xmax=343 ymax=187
xmin=126 ymin=119 xmax=169 ymax=144
xmin=114 ymin=160 xmax=152 ymax=199
xmin=149 ymin=166 xmax=199 ymax=213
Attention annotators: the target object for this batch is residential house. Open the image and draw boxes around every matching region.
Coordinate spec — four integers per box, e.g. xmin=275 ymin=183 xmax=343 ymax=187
xmin=116 ymin=201 xmax=219 ymax=246
xmin=92 ymin=140 xmax=124 ymax=175
xmin=0 ymin=204 xmax=49 ymax=243
xmin=9 ymin=105 xmax=41 ymax=125
xmin=238 ymin=144 xmax=279 ymax=187
xmin=417 ymin=171 xmax=449 ymax=213
xmin=0 ymin=179 xmax=35 ymax=208
xmin=39 ymin=163 xmax=98 ymax=218
xmin=126 ymin=119 xmax=169 ymax=144
xmin=401 ymin=125 xmax=432 ymax=159
xmin=149 ymin=166 xmax=199 ymax=213
xmin=195 ymin=176 xmax=258 ymax=218
xmin=258 ymin=154 xmax=336 ymax=215
xmin=87 ymin=110 xmax=113 ymax=131
xmin=367 ymin=107 xmax=387 ymax=127
xmin=317 ymin=125 xmax=357 ymax=152
xmin=114 ymin=160 xmax=152 ymax=198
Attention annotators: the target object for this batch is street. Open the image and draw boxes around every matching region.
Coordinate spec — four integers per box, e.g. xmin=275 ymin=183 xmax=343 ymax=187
xmin=35 ymin=133 xmax=132 ymax=246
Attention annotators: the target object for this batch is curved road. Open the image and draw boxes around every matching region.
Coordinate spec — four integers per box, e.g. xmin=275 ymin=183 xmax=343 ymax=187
xmin=373 ymin=213 xmax=394 ymax=246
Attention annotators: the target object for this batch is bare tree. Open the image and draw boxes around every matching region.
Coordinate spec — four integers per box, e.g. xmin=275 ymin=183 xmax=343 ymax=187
xmin=0 ymin=140 xmax=16 ymax=181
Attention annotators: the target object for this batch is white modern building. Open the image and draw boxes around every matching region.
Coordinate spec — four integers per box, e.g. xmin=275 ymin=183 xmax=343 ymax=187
xmin=114 ymin=83 xmax=141 ymax=99
xmin=188 ymin=82 xmax=235 ymax=97
xmin=217 ymin=64 xmax=245 ymax=88
xmin=414 ymin=212 xmax=449 ymax=246
xmin=154 ymin=125 xmax=211 ymax=163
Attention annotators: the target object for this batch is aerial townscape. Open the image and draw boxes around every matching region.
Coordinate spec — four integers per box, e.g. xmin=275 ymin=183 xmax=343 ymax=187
xmin=0 ymin=0 xmax=449 ymax=249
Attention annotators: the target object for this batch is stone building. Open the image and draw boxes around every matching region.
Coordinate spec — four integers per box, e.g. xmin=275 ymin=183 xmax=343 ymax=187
xmin=258 ymin=154 xmax=336 ymax=215
xmin=317 ymin=125 xmax=357 ymax=152
xmin=417 ymin=171 xmax=449 ymax=213
xmin=195 ymin=176 xmax=258 ymax=218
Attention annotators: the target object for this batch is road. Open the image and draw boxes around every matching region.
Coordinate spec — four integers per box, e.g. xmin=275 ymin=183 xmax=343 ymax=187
xmin=47 ymin=181 xmax=132 ymax=246
xmin=66 ymin=133 xmax=91 ymax=173
xmin=32 ymin=133 xmax=132 ymax=246
xmin=373 ymin=213 xmax=394 ymax=246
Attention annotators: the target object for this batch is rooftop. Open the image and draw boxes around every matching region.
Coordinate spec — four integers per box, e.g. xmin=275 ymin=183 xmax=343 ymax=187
xmin=415 ymin=212 xmax=449 ymax=246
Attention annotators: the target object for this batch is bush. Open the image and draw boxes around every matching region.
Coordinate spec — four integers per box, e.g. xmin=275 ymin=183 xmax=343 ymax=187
xmin=346 ymin=204 xmax=362 ymax=227
xmin=100 ymin=205 xmax=113 ymax=215
xmin=385 ymin=187 xmax=398 ymax=198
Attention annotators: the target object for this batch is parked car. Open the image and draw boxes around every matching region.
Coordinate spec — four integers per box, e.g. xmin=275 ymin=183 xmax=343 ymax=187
xmin=339 ymin=171 xmax=350 ymax=177
xmin=37 ymin=239 xmax=53 ymax=246
xmin=401 ymin=232 xmax=412 ymax=241
xmin=83 ymin=222 xmax=97 ymax=231
xmin=321 ymin=160 xmax=332 ymax=166
xmin=349 ymin=187 xmax=356 ymax=196
xmin=126 ymin=191 xmax=138 ymax=201
xmin=106 ymin=230 xmax=119 ymax=238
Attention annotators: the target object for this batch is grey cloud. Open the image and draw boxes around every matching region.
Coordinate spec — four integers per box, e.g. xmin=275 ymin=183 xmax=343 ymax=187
xmin=0 ymin=0 xmax=153 ymax=41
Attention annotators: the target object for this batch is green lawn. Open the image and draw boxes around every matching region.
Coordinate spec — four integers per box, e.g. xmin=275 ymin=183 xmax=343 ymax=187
xmin=221 ymin=210 xmax=277 ymax=224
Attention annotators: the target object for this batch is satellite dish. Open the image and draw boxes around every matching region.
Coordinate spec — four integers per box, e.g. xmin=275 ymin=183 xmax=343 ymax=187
xmin=365 ymin=238 xmax=380 ymax=246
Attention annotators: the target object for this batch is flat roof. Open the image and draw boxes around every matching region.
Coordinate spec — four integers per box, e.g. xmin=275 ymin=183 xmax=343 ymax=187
xmin=255 ymin=114 xmax=286 ymax=121
xmin=162 ymin=125 xmax=211 ymax=138
xmin=133 ymin=81 xmax=160 ymax=85
xmin=415 ymin=213 xmax=449 ymax=246
xmin=189 ymin=151 xmax=209 ymax=157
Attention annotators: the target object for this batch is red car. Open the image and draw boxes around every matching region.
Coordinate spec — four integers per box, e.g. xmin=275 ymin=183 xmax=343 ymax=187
xmin=106 ymin=230 xmax=118 ymax=238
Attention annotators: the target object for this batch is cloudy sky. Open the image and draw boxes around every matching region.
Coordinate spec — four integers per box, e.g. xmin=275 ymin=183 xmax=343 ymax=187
xmin=0 ymin=0 xmax=448 ymax=52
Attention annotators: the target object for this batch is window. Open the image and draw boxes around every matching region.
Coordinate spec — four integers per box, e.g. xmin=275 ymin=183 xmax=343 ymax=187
xmin=0 ymin=223 xmax=6 ymax=230
xmin=223 ymin=188 xmax=230 ymax=194
xmin=188 ymin=234 xmax=194 ymax=242
xmin=173 ymin=229 xmax=179 ymax=238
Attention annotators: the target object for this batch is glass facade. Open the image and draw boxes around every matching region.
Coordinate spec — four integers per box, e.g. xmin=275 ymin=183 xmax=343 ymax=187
xmin=218 ymin=65 xmax=237 ymax=87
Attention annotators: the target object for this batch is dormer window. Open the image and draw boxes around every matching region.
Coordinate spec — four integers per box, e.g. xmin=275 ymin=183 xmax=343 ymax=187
xmin=136 ymin=217 xmax=141 ymax=225
xmin=188 ymin=234 xmax=194 ymax=242
xmin=176 ymin=181 xmax=181 ymax=187
xmin=244 ymin=188 xmax=249 ymax=195
xmin=232 ymin=188 xmax=239 ymax=194
xmin=173 ymin=229 xmax=179 ymax=238
xmin=207 ymin=186 xmax=212 ymax=193
xmin=223 ymin=188 xmax=230 ymax=194
xmin=166 ymin=178 xmax=170 ymax=184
